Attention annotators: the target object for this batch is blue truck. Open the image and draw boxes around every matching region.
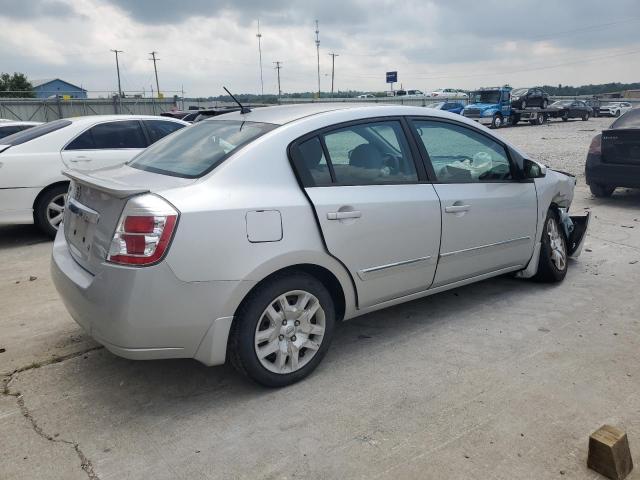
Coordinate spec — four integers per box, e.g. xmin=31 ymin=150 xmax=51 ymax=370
xmin=462 ymin=86 xmax=549 ymax=128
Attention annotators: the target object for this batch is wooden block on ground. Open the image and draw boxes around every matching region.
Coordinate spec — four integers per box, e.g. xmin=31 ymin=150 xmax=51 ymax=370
xmin=588 ymin=425 xmax=633 ymax=480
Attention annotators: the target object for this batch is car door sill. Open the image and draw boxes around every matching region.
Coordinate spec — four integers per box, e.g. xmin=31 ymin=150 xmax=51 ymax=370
xmin=350 ymin=265 xmax=523 ymax=319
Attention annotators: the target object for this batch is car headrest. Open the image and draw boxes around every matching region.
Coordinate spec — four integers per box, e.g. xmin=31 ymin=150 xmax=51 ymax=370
xmin=349 ymin=143 xmax=384 ymax=169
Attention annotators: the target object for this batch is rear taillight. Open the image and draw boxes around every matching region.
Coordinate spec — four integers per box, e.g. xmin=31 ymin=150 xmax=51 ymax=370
xmin=107 ymin=195 xmax=178 ymax=266
xmin=588 ymin=133 xmax=602 ymax=155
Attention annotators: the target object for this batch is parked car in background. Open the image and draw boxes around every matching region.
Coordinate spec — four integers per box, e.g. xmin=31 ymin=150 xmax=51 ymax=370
xmin=0 ymin=115 xmax=188 ymax=236
xmin=548 ymin=100 xmax=591 ymax=121
xmin=428 ymin=88 xmax=468 ymax=99
xmin=394 ymin=89 xmax=425 ymax=98
xmin=426 ymin=101 xmax=465 ymax=114
xmin=510 ymin=87 xmax=550 ymax=109
xmin=52 ymin=103 xmax=588 ymax=387
xmin=192 ymin=107 xmax=241 ymax=122
xmin=585 ymin=108 xmax=640 ymax=197
xmin=357 ymin=93 xmax=376 ymax=99
xmin=160 ymin=110 xmax=193 ymax=120
xmin=0 ymin=121 xmax=41 ymax=140
xmin=599 ymin=102 xmax=633 ymax=117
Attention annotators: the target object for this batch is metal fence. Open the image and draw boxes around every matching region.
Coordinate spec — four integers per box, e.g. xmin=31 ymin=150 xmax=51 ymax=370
xmin=0 ymin=97 xmax=178 ymax=122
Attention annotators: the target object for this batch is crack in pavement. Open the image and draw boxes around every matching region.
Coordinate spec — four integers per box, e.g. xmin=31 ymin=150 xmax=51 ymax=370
xmin=1 ymin=346 xmax=104 ymax=480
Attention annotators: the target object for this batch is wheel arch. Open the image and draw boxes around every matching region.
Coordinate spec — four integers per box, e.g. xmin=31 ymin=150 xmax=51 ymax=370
xmin=31 ymin=180 xmax=70 ymax=222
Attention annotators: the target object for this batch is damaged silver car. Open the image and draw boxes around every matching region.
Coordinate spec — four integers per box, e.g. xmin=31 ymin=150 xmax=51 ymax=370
xmin=52 ymin=104 xmax=589 ymax=387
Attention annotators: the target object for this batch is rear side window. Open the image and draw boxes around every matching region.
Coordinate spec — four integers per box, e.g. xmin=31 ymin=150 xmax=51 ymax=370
xmin=66 ymin=121 xmax=147 ymax=150
xmin=611 ymin=108 xmax=640 ymax=128
xmin=292 ymin=120 xmax=419 ymax=187
xmin=144 ymin=120 xmax=186 ymax=143
xmin=412 ymin=120 xmax=513 ymax=183
xmin=0 ymin=119 xmax=71 ymax=146
xmin=129 ymin=120 xmax=276 ymax=178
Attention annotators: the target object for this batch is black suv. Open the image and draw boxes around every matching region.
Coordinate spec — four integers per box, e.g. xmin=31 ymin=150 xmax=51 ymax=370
xmin=511 ymin=87 xmax=551 ymax=109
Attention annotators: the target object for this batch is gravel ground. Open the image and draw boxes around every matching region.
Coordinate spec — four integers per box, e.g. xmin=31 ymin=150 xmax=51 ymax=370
xmin=497 ymin=116 xmax=612 ymax=178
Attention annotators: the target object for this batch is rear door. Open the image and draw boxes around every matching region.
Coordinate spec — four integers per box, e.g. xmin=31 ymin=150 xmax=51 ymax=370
xmin=61 ymin=120 xmax=148 ymax=170
xmin=409 ymin=118 xmax=537 ymax=287
xmin=290 ymin=119 xmax=441 ymax=308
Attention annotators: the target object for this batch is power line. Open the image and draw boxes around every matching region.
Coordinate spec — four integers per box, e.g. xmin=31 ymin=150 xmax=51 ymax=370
xmin=328 ymin=53 xmax=339 ymax=96
xmin=110 ymin=49 xmax=123 ymax=97
xmin=273 ymin=61 xmax=283 ymax=97
xmin=148 ymin=51 xmax=160 ymax=98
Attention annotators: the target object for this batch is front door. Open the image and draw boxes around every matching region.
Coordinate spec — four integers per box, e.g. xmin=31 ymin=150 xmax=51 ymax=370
xmin=289 ymin=120 xmax=442 ymax=308
xmin=409 ymin=118 xmax=538 ymax=286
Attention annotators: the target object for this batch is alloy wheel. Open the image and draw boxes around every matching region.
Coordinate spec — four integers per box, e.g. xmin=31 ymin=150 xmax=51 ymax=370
xmin=254 ymin=290 xmax=326 ymax=374
xmin=547 ymin=218 xmax=566 ymax=271
xmin=47 ymin=193 xmax=67 ymax=230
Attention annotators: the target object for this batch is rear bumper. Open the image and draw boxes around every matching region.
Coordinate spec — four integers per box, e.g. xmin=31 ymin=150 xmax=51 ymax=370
xmin=585 ymin=153 xmax=640 ymax=188
xmin=51 ymin=230 xmax=251 ymax=366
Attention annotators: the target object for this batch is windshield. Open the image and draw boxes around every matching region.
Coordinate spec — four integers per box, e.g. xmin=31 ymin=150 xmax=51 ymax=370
xmin=512 ymin=88 xmax=528 ymax=96
xmin=129 ymin=120 xmax=276 ymax=178
xmin=0 ymin=119 xmax=71 ymax=146
xmin=472 ymin=91 xmax=501 ymax=104
xmin=611 ymin=108 xmax=640 ymax=129
xmin=604 ymin=103 xmax=621 ymax=107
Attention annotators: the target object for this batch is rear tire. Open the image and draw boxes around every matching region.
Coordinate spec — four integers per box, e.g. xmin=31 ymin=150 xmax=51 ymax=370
xmin=229 ymin=272 xmax=335 ymax=387
xmin=582 ymin=112 xmax=590 ymax=121
xmin=562 ymin=111 xmax=569 ymax=122
xmin=34 ymin=184 xmax=69 ymax=239
xmin=532 ymin=210 xmax=568 ymax=283
xmin=615 ymin=110 xmax=621 ymax=117
xmin=589 ymin=183 xmax=615 ymax=198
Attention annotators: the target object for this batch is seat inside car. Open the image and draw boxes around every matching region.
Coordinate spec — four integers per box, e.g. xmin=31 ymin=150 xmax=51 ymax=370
xmin=348 ymin=143 xmax=384 ymax=170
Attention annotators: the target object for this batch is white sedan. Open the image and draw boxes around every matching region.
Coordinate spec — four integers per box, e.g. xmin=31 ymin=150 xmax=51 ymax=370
xmin=428 ymin=88 xmax=468 ymax=99
xmin=0 ymin=115 xmax=188 ymax=236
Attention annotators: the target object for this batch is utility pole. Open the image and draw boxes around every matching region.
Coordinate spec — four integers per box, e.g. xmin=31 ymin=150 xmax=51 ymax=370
xmin=315 ymin=20 xmax=320 ymax=98
xmin=328 ymin=52 xmax=338 ymax=97
xmin=273 ymin=61 xmax=282 ymax=98
xmin=110 ymin=49 xmax=123 ymax=97
xmin=149 ymin=51 xmax=160 ymax=98
xmin=256 ymin=19 xmax=264 ymax=96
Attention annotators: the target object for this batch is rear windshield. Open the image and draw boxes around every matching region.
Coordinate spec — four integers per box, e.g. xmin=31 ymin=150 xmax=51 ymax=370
xmin=129 ymin=120 xmax=276 ymax=178
xmin=611 ymin=108 xmax=640 ymax=129
xmin=0 ymin=119 xmax=71 ymax=146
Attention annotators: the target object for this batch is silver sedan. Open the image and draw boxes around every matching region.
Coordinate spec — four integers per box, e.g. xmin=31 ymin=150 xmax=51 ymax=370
xmin=52 ymin=104 xmax=589 ymax=387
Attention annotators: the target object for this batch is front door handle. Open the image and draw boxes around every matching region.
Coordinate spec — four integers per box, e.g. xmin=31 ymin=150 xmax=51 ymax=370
xmin=445 ymin=204 xmax=471 ymax=213
xmin=327 ymin=210 xmax=362 ymax=220
xmin=69 ymin=155 xmax=92 ymax=163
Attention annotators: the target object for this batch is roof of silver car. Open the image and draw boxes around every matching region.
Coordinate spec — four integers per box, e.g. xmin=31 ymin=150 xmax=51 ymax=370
xmin=212 ymin=103 xmax=383 ymax=125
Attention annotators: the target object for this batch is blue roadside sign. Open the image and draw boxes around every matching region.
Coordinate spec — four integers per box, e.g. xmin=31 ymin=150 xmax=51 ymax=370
xmin=386 ymin=71 xmax=397 ymax=83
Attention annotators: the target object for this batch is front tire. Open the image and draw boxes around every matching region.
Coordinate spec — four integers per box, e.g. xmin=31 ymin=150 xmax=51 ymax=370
xmin=562 ymin=111 xmax=569 ymax=122
xmin=589 ymin=183 xmax=615 ymax=198
xmin=34 ymin=184 xmax=68 ymax=238
xmin=491 ymin=113 xmax=503 ymax=129
xmin=533 ymin=210 xmax=568 ymax=283
xmin=582 ymin=112 xmax=590 ymax=121
xmin=229 ymin=272 xmax=335 ymax=387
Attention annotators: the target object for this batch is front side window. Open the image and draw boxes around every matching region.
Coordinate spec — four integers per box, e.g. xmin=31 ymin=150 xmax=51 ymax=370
xmin=321 ymin=121 xmax=418 ymax=185
xmin=412 ymin=120 xmax=513 ymax=182
xmin=130 ymin=120 xmax=275 ymax=178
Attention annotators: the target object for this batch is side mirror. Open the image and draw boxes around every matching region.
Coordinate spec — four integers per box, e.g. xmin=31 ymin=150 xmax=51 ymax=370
xmin=523 ymin=159 xmax=546 ymax=178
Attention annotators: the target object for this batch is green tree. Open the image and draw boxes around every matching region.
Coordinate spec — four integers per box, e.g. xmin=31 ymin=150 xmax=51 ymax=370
xmin=0 ymin=73 xmax=35 ymax=98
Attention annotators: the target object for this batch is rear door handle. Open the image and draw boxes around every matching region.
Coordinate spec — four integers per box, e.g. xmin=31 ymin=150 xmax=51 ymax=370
xmin=445 ymin=204 xmax=471 ymax=213
xmin=327 ymin=210 xmax=362 ymax=220
xmin=69 ymin=156 xmax=92 ymax=163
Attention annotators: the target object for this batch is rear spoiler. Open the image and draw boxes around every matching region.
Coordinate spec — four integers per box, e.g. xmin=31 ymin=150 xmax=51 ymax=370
xmin=63 ymin=170 xmax=149 ymax=199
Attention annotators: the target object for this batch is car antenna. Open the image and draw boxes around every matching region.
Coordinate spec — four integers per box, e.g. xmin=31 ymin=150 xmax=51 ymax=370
xmin=223 ymin=87 xmax=251 ymax=114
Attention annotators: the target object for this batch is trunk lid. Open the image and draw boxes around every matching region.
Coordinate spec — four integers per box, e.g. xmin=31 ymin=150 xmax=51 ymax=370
xmin=62 ymin=165 xmax=194 ymax=274
xmin=601 ymin=128 xmax=640 ymax=165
